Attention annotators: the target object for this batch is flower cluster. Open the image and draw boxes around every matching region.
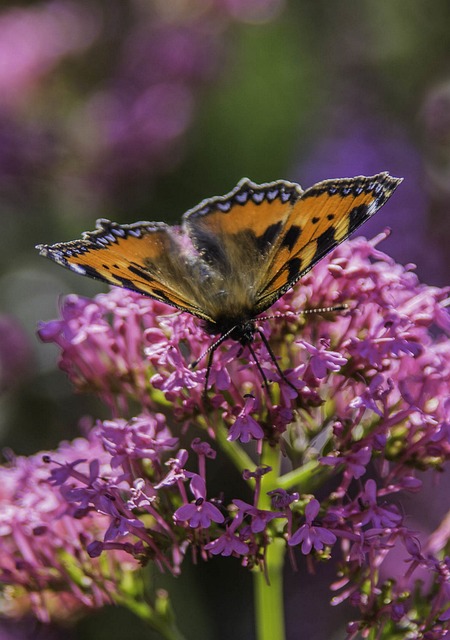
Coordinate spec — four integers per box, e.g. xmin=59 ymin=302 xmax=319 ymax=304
xmin=3 ymin=233 xmax=450 ymax=635
xmin=0 ymin=435 xmax=140 ymax=623
xmin=0 ymin=1 xmax=97 ymax=106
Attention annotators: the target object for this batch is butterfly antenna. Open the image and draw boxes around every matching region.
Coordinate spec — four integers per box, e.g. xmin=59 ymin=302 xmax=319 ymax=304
xmin=203 ymin=349 xmax=215 ymax=400
xmin=303 ymin=303 xmax=348 ymax=315
xmin=258 ymin=303 xmax=348 ymax=322
xmin=189 ymin=326 xmax=237 ymax=370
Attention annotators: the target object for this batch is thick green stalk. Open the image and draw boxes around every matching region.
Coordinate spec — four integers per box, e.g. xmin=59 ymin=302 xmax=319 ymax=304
xmin=254 ymin=442 xmax=286 ymax=640
xmin=215 ymin=427 xmax=327 ymax=640
xmin=278 ymin=458 xmax=332 ymax=493
xmin=254 ymin=536 xmax=286 ymax=640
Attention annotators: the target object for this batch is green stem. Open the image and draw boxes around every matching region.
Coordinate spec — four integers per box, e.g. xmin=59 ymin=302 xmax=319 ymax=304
xmin=258 ymin=442 xmax=281 ymax=509
xmin=214 ymin=427 xmax=331 ymax=640
xmin=112 ymin=569 xmax=187 ymax=640
xmin=254 ymin=535 xmax=286 ymax=640
xmin=277 ymin=458 xmax=332 ymax=493
xmin=253 ymin=442 xmax=286 ymax=640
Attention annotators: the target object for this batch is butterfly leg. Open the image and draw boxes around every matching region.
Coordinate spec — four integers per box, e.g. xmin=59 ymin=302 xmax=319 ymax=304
xmin=203 ymin=348 xmax=216 ymax=399
xmin=256 ymin=328 xmax=298 ymax=394
xmin=246 ymin=340 xmax=270 ymax=391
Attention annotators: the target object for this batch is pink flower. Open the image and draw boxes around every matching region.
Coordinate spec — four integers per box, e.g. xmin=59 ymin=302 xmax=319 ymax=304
xmin=228 ymin=395 xmax=265 ymax=443
xmin=0 ymin=436 xmax=139 ymax=622
xmin=174 ymin=475 xmax=224 ymax=529
xmin=298 ymin=338 xmax=347 ymax=379
xmin=288 ymin=500 xmax=337 ymax=554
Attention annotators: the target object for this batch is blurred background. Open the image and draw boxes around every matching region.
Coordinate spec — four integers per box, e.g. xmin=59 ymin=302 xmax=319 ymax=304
xmin=0 ymin=1 xmax=449 ymax=638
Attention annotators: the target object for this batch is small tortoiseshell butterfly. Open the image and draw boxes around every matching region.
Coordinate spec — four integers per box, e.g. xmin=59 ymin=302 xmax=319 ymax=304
xmin=37 ymin=173 xmax=401 ymax=390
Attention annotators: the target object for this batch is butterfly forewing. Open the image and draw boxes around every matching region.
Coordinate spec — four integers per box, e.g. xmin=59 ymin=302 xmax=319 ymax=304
xmin=184 ymin=179 xmax=300 ymax=274
xmin=253 ymin=173 xmax=402 ymax=312
xmin=37 ymin=219 xmax=215 ymax=321
xmin=181 ymin=178 xmax=307 ymax=322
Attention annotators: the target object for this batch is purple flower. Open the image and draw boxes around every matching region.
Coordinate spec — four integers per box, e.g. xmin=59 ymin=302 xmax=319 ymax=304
xmin=288 ymin=500 xmax=337 ymax=554
xmin=38 ymin=290 xmax=170 ymax=410
xmin=268 ymin=489 xmax=299 ymax=510
xmin=154 ymin=450 xmax=189 ymax=489
xmin=174 ymin=500 xmax=224 ymax=529
xmin=227 ymin=395 xmax=264 ymax=443
xmin=100 ymin=413 xmax=178 ymax=476
xmin=348 ymin=374 xmax=387 ymax=416
xmin=321 ymin=446 xmax=372 ymax=481
xmin=174 ymin=475 xmax=224 ymax=529
xmin=357 ymin=480 xmax=403 ymax=530
xmin=81 ymin=13 xmax=227 ymax=198
xmin=191 ymin=438 xmax=216 ymax=459
xmin=205 ymin=528 xmax=249 ymax=557
xmin=0 ymin=435 xmax=143 ymax=622
xmin=233 ymin=499 xmax=282 ymax=533
xmin=104 ymin=514 xmax=146 ymax=542
xmin=0 ymin=2 xmax=98 ymax=106
xmin=298 ymin=338 xmax=347 ymax=379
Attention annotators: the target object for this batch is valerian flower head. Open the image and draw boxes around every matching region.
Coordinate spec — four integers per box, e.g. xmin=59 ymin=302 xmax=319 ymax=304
xmin=9 ymin=234 xmax=450 ymax=631
xmin=0 ymin=436 xmax=142 ymax=623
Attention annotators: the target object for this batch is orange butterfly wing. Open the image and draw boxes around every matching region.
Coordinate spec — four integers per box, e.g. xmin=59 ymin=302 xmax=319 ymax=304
xmin=183 ymin=174 xmax=402 ymax=316
xmin=37 ymin=174 xmax=401 ymax=328
xmin=37 ymin=219 xmax=215 ymax=322
xmin=182 ymin=178 xmax=302 ymax=321
xmin=253 ymin=173 xmax=402 ymax=312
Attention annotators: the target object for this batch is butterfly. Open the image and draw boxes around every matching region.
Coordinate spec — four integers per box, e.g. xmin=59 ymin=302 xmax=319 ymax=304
xmin=37 ymin=172 xmax=402 ymax=392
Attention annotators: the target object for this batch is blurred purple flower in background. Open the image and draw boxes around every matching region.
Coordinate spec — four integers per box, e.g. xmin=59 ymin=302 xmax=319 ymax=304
xmin=0 ymin=1 xmax=98 ymax=107
xmin=0 ymin=315 xmax=33 ymax=393
xmin=0 ymin=114 xmax=56 ymax=202
xmin=0 ymin=0 xmax=292 ymax=218
xmin=83 ymin=18 xmax=222 ymax=192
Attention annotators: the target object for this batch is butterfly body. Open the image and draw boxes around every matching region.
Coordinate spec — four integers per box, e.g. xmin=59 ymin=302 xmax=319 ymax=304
xmin=37 ymin=173 xmax=402 ymax=381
